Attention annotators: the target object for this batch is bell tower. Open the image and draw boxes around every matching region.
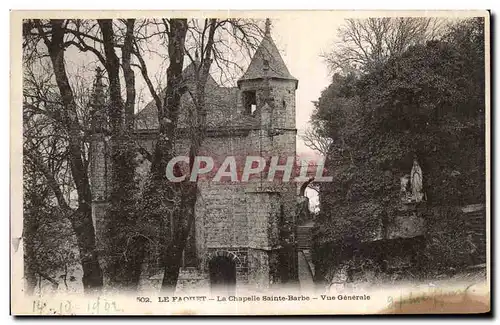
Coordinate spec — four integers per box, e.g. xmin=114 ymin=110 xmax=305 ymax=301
xmin=236 ymin=19 xmax=299 ymax=287
xmin=237 ymin=18 xmax=298 ymax=130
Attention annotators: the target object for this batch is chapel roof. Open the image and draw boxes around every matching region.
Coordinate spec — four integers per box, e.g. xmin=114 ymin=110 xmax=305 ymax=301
xmin=134 ymin=21 xmax=297 ymax=130
xmin=237 ymin=23 xmax=297 ymax=86
xmin=135 ymin=60 xmax=255 ymax=130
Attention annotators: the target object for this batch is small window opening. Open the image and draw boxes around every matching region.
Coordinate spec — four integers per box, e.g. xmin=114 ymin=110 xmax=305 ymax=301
xmin=242 ymin=90 xmax=257 ymax=115
xmin=263 ymin=59 xmax=269 ymax=71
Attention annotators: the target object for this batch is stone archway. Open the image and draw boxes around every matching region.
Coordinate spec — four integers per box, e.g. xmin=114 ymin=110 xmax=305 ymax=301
xmin=207 ymin=251 xmax=239 ymax=295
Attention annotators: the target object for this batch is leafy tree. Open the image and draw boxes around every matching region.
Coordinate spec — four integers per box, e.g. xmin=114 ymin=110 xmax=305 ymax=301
xmin=312 ymin=17 xmax=485 ymax=281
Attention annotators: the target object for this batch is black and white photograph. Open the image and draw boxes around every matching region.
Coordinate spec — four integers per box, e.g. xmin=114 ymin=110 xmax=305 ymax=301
xmin=11 ymin=10 xmax=490 ymax=315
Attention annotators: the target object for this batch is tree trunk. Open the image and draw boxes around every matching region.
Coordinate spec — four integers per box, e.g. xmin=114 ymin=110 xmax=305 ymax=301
xmin=159 ymin=19 xmax=217 ymax=293
xmin=151 ymin=19 xmax=188 ymax=178
xmin=122 ymin=19 xmax=136 ymax=131
xmin=68 ymin=206 xmax=104 ymax=293
xmin=152 ymin=19 xmax=189 ymax=292
xmin=98 ymin=18 xmax=142 ymax=291
xmin=23 ymin=212 xmax=38 ymax=296
xmin=161 ymin=182 xmax=197 ymax=293
xmin=41 ymin=19 xmax=103 ymax=293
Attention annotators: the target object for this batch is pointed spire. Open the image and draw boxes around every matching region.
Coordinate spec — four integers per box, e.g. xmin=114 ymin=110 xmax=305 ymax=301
xmin=95 ymin=66 xmax=103 ymax=79
xmin=91 ymin=66 xmax=106 ymax=133
xmin=265 ymin=18 xmax=272 ymax=36
xmin=92 ymin=67 xmax=105 ymax=107
xmin=94 ymin=66 xmax=103 ymax=88
xmin=237 ymin=19 xmax=297 ymax=88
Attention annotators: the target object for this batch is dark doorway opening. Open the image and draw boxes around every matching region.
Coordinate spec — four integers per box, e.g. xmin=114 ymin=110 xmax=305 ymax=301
xmin=209 ymin=256 xmax=236 ymax=295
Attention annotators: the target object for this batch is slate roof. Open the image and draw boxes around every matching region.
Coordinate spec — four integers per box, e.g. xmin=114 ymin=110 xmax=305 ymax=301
xmin=135 ymin=61 xmax=260 ymax=131
xmin=135 ymin=31 xmax=296 ymax=131
xmin=237 ymin=33 xmax=297 ymax=86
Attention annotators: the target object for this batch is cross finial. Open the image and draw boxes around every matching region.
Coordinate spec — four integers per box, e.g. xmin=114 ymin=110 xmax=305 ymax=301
xmin=265 ymin=18 xmax=271 ymax=36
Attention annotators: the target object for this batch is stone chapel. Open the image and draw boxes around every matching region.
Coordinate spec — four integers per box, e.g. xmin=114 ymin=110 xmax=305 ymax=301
xmin=90 ymin=21 xmax=301 ymax=293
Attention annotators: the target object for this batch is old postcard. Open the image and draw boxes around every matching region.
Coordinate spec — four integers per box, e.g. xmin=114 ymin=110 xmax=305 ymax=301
xmin=11 ymin=10 xmax=490 ymax=315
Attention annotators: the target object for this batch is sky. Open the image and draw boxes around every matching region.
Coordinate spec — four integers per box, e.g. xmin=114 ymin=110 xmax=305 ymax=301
xmin=46 ymin=12 xmax=478 ymax=211
xmin=57 ymin=12 xmax=475 ymax=211
xmin=267 ymin=17 xmax=343 ymax=210
xmin=269 ymin=17 xmax=340 ymax=155
xmin=60 ymin=12 xmax=482 ymax=159
xmin=134 ymin=16 xmax=343 ymax=156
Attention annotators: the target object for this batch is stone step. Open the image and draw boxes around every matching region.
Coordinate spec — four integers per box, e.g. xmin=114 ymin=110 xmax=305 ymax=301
xmin=296 ymin=226 xmax=313 ymax=249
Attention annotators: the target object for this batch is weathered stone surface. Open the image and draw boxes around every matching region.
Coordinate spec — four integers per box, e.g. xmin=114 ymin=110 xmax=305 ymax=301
xmin=175 ymin=267 xmax=209 ymax=295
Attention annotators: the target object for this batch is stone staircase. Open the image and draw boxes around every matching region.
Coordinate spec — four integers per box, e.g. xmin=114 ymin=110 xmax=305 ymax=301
xmin=297 ymin=221 xmax=314 ymax=249
xmin=296 ymin=221 xmax=316 ymax=291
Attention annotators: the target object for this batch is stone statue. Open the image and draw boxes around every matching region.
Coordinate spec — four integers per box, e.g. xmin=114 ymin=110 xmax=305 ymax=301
xmin=410 ymin=157 xmax=425 ymax=202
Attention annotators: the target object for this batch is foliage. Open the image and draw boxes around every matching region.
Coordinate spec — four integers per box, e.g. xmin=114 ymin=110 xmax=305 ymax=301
xmin=23 ymin=126 xmax=81 ymax=293
xmin=312 ymin=18 xmax=486 ymax=274
xmin=23 ymin=19 xmax=105 ymax=292
xmin=23 ymin=191 xmax=81 ymax=292
xmin=103 ymin=139 xmax=144 ymax=289
xmin=423 ymin=206 xmax=473 ymax=268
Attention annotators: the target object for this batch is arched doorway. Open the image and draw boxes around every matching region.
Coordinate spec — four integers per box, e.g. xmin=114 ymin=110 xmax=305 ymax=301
xmin=209 ymin=256 xmax=236 ymax=295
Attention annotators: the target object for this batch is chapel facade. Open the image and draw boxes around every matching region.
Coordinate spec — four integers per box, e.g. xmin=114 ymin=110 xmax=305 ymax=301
xmin=90 ymin=23 xmax=300 ymax=293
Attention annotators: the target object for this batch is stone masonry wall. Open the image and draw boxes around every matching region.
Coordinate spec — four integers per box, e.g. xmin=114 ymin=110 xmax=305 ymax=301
xmin=91 ymin=73 xmax=298 ymax=291
xmin=246 ymin=192 xmax=281 ymax=250
xmin=92 ymin=128 xmax=297 ymax=289
xmin=90 ymin=134 xmax=107 ymax=202
xmin=91 ymin=202 xmax=108 ymax=267
xmin=238 ymin=79 xmax=296 ymax=129
xmin=247 ymin=249 xmax=270 ymax=291
xmin=90 ymin=134 xmax=109 ymax=267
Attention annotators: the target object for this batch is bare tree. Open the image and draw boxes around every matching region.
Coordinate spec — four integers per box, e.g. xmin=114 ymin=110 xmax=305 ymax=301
xmin=324 ymin=17 xmax=446 ymax=73
xmin=23 ymin=62 xmax=102 ymax=295
xmin=301 ymin=127 xmax=333 ymax=156
xmin=165 ymin=19 xmax=265 ymax=292
xmin=25 ymin=19 xmax=104 ymax=293
xmin=94 ymin=18 xmax=149 ymax=290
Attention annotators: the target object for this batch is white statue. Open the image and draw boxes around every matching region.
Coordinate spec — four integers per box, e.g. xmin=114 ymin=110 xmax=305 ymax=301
xmin=410 ymin=157 xmax=425 ymax=202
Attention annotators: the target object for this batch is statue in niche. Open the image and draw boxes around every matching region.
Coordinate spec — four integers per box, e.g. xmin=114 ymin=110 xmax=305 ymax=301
xmin=410 ymin=157 xmax=425 ymax=202
xmin=400 ymin=156 xmax=426 ymax=203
